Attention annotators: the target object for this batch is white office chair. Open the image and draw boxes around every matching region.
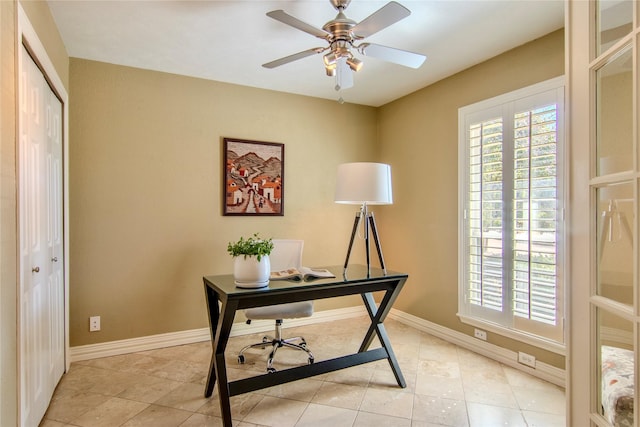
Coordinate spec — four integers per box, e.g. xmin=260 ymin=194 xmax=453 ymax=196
xmin=238 ymin=239 xmax=314 ymax=372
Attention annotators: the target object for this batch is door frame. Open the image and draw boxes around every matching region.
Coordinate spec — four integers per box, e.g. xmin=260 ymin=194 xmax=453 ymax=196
xmin=16 ymin=0 xmax=70 ymax=376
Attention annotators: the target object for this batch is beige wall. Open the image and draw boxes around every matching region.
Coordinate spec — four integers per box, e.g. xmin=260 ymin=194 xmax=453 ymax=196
xmin=377 ymin=29 xmax=565 ymax=368
xmin=69 ymin=58 xmax=377 ymax=346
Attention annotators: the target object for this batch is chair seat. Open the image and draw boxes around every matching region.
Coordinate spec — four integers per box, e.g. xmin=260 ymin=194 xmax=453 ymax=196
xmin=245 ymin=301 xmax=313 ymax=320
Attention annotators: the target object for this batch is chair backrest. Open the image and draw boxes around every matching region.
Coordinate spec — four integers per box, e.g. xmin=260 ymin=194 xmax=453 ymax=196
xmin=270 ymin=239 xmax=304 ymax=271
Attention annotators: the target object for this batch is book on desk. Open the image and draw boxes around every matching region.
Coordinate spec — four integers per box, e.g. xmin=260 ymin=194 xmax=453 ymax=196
xmin=270 ymin=267 xmax=335 ymax=281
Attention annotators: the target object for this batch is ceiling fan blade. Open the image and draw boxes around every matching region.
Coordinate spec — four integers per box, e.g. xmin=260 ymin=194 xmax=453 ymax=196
xmin=359 ymin=43 xmax=426 ymax=69
xmin=351 ymin=1 xmax=411 ymax=39
xmin=266 ymin=10 xmax=331 ymax=40
xmin=335 ymin=58 xmax=353 ymax=90
xmin=262 ymin=48 xmax=324 ymax=69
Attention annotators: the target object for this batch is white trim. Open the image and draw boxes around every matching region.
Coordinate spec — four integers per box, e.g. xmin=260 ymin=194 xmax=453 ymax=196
xmin=389 ymin=309 xmax=566 ymax=388
xmin=17 ymin=3 xmax=70 ymax=372
xmin=457 ymin=314 xmax=566 ymax=355
xmin=70 ymin=306 xmax=367 ymax=362
xmin=69 ymin=306 xmax=565 ymax=389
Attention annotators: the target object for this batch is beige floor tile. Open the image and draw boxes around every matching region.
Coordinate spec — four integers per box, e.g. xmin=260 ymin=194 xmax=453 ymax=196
xmin=467 ymin=401 xmax=527 ymax=427
xmin=521 ymin=409 xmax=566 ymax=427
xmin=149 ymin=358 xmax=209 ymax=383
xmin=154 ymin=382 xmax=212 ymax=412
xmin=323 ymin=365 xmax=374 ymax=386
xmin=462 ymin=378 xmax=519 ymax=409
xmin=418 ymin=341 xmax=459 ymax=362
xmin=358 ymin=387 xmax=414 ymax=419
xmin=54 ymin=365 xmax=114 ymax=393
xmin=264 ymin=378 xmax=324 ymax=402
xmin=294 ymin=403 xmax=357 ymax=427
xmin=310 ymin=381 xmax=366 ymax=410
xmin=117 ymin=374 xmax=184 ymax=403
xmin=511 ymin=384 xmax=566 ymax=415
xmin=412 ymin=394 xmax=469 ymax=426
xmin=37 ymin=419 xmax=69 ymax=427
xmin=70 ymin=397 xmax=148 ymax=427
xmin=242 ymin=396 xmax=308 ymax=427
xmin=43 ymin=388 xmax=112 ymax=423
xmin=120 ymin=404 xmax=192 ymax=427
xmin=415 ymin=374 xmax=465 ymax=400
xmin=368 ymin=367 xmax=416 ymax=393
xmin=198 ymin=393 xmax=263 ymax=421
xmin=179 ymin=412 xmax=225 ymax=426
xmin=502 ymin=365 xmax=556 ymax=389
xmin=352 ymin=410 xmax=411 ymax=427
xmin=416 ymin=359 xmax=461 ymax=379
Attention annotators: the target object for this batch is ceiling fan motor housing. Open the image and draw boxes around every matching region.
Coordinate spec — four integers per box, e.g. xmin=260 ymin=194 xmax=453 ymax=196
xmin=330 ymin=0 xmax=352 ymax=11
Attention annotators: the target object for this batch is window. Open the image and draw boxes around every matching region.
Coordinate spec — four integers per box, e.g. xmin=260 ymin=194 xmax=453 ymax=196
xmin=458 ymin=77 xmax=565 ymax=348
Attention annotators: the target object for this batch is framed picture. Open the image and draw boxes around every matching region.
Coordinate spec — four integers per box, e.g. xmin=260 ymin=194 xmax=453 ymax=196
xmin=223 ymin=137 xmax=284 ymax=216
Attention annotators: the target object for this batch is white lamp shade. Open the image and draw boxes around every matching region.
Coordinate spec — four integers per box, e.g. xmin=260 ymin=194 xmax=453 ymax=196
xmin=335 ymin=162 xmax=393 ymax=205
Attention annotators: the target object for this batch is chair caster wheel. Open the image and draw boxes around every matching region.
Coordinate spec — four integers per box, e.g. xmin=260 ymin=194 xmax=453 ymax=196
xmin=267 ymin=367 xmax=276 ymax=373
xmin=238 ymin=354 xmax=245 ymax=364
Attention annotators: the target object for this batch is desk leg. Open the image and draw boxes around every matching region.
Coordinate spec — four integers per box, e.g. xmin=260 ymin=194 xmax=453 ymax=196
xmin=204 ymin=284 xmax=220 ymax=398
xmin=359 ymin=290 xmax=406 ymax=388
xmin=213 ymin=300 xmax=238 ymax=427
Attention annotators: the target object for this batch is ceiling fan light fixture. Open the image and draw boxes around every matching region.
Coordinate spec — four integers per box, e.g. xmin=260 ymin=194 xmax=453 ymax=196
xmin=346 ymin=56 xmax=363 ymax=72
xmin=323 ymin=51 xmax=339 ymax=66
xmin=325 ymin=64 xmax=337 ymax=76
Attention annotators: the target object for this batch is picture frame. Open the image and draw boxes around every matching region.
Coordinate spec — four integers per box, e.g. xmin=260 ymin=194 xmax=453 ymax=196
xmin=222 ymin=137 xmax=284 ymax=216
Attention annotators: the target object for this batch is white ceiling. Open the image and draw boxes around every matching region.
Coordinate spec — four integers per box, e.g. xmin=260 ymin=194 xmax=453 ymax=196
xmin=47 ymin=0 xmax=564 ymax=107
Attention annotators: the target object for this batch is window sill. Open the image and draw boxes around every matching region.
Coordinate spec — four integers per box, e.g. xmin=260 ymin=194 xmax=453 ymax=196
xmin=457 ymin=313 xmax=566 ymax=356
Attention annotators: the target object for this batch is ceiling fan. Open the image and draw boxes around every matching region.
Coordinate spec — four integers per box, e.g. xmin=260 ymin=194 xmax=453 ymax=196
xmin=262 ymin=0 xmax=426 ymax=91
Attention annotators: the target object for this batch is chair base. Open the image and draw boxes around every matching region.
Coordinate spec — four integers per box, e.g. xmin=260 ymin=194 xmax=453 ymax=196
xmin=238 ymin=319 xmax=314 ymax=373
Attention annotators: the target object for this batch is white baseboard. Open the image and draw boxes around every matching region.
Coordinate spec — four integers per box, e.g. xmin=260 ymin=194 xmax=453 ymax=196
xmin=70 ymin=306 xmax=566 ymax=388
xmin=69 ymin=306 xmax=366 ymax=362
xmin=388 ymin=309 xmax=566 ymax=388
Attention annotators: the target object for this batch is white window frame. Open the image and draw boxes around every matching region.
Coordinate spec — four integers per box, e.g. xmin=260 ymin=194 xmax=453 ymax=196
xmin=457 ymin=76 xmax=566 ymax=354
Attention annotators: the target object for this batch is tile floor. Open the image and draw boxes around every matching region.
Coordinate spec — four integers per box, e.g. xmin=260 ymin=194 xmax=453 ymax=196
xmin=40 ymin=317 xmax=566 ymax=426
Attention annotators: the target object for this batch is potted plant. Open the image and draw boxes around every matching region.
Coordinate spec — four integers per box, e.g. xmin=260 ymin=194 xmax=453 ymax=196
xmin=227 ymin=233 xmax=274 ymax=288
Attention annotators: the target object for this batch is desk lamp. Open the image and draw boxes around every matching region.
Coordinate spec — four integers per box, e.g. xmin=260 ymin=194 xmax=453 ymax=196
xmin=335 ymin=162 xmax=393 ymax=275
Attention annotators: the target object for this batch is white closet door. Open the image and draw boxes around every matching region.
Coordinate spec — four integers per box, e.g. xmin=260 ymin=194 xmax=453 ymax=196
xmin=19 ymin=44 xmax=65 ymax=427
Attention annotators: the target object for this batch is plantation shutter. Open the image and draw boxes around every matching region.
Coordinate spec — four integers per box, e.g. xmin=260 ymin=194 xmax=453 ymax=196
xmin=512 ymin=105 xmax=558 ymax=326
xmin=459 ymin=78 xmax=564 ymax=344
xmin=468 ymin=118 xmax=505 ymax=313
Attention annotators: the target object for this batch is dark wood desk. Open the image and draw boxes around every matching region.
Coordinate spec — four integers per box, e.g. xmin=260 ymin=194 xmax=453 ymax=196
xmin=203 ymin=265 xmax=408 ymax=427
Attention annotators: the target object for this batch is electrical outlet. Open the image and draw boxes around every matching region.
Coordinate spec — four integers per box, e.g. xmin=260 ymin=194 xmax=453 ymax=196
xmin=89 ymin=316 xmax=101 ymax=332
xmin=474 ymin=328 xmax=487 ymax=340
xmin=518 ymin=351 xmax=536 ymax=368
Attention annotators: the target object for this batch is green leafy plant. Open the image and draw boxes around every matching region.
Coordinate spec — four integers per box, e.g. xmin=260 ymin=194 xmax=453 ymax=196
xmin=227 ymin=233 xmax=274 ymax=261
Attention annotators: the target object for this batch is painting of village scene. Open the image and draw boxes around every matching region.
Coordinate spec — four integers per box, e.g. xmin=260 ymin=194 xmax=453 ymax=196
xmin=223 ymin=138 xmax=284 ymax=216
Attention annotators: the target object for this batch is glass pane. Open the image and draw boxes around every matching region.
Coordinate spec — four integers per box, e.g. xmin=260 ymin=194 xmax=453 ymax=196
xmin=596 ymin=183 xmax=634 ymax=306
xmin=596 ymin=45 xmax=633 ymax=176
xmin=597 ymin=0 xmax=633 ymax=55
xmin=597 ymin=308 xmax=635 ymax=425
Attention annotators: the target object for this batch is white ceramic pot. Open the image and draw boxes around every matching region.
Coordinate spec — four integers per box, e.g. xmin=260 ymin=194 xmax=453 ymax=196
xmin=233 ymin=255 xmax=270 ymax=288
